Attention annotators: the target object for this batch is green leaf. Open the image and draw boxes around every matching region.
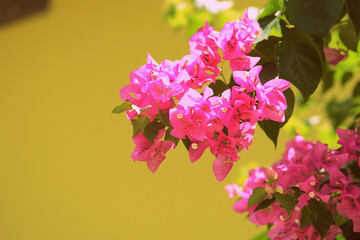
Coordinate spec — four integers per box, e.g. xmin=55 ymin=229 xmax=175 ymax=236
xmin=312 ymin=206 xmax=333 ymax=238
xmin=326 ymin=98 xmax=353 ymax=128
xmin=131 ymin=115 xmax=150 ymax=137
xmin=353 ymin=81 xmax=360 ymax=98
xmin=254 ymin=197 xmax=277 ymax=212
xmin=339 ymin=21 xmax=359 ymax=52
xmin=276 ymin=41 xmax=322 ymax=101
xmin=300 ymin=206 xmax=312 ymax=228
xmin=181 ymin=136 xmax=191 ymax=150
xmin=273 ymin=192 xmax=297 ymax=215
xmin=208 ymin=79 xmax=228 ymax=96
xmin=285 ymin=0 xmax=345 ymax=37
xmin=164 ymin=128 xmax=180 ymax=145
xmin=248 ymin=187 xmax=268 ymax=208
xmin=347 ymin=0 xmax=360 ymax=35
xmin=280 ymin=88 xmax=295 ymax=127
xmin=159 ymin=109 xmax=172 ymax=128
xmin=334 ymin=209 xmax=348 ymax=226
xmin=256 ymin=16 xmax=280 ymax=43
xmin=144 ymin=121 xmax=165 ymax=144
xmin=251 ymin=231 xmax=271 ymax=240
xmin=112 ymin=101 xmax=132 ymax=114
xmin=307 ymin=198 xmax=321 ymax=218
xmin=342 ymin=71 xmax=353 ymax=86
xmin=279 ymin=22 xmax=325 ymax=76
xmin=258 ymin=119 xmax=280 ymax=148
xmin=259 ymin=62 xmax=278 ymax=83
xmin=340 ymin=220 xmax=360 ymax=239
xmin=323 ymin=69 xmax=335 ymax=93
xmin=335 ymin=234 xmax=346 ymax=240
xmin=259 ymin=0 xmax=283 ymax=19
xmin=250 ymin=37 xmax=280 ymax=65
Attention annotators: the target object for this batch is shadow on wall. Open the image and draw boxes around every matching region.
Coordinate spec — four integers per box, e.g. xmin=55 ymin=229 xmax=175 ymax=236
xmin=0 ymin=0 xmax=48 ymax=26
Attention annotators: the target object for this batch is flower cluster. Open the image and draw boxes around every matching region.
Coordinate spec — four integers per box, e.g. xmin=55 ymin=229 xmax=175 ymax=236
xmin=118 ymin=10 xmax=290 ymax=181
xmin=226 ymin=127 xmax=360 ymax=239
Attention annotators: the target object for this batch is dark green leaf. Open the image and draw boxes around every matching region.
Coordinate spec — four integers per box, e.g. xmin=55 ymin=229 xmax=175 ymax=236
xmin=353 ymin=81 xmax=360 ymax=98
xmin=258 ymin=119 xmax=280 ymax=148
xmin=349 ymin=161 xmax=360 ymax=179
xmin=259 ymin=62 xmax=278 ymax=83
xmin=347 ymin=0 xmax=360 ymax=35
xmin=312 ymin=206 xmax=333 ymax=238
xmin=251 ymin=231 xmax=271 ymax=240
xmin=342 ymin=72 xmax=353 ymax=86
xmin=309 ymin=36 xmax=326 ymax=77
xmin=131 ymin=115 xmax=150 ymax=137
xmin=256 ymin=16 xmax=280 ymax=43
xmin=259 ymin=0 xmax=283 ymax=19
xmin=280 ymin=88 xmax=295 ymax=127
xmin=290 ymin=186 xmax=302 ymax=197
xmin=165 ymin=128 xmax=180 ymax=145
xmin=112 ymin=101 xmax=132 ymax=114
xmin=285 ymin=0 xmax=345 ymax=37
xmin=144 ymin=121 xmax=165 ymax=144
xmin=159 ymin=109 xmax=172 ymax=127
xmin=248 ymin=187 xmax=268 ymax=208
xmin=273 ymin=192 xmax=297 ymax=215
xmin=250 ymin=37 xmax=281 ymax=65
xmin=340 ymin=220 xmax=360 ymax=239
xmin=334 ymin=209 xmax=348 ymax=226
xmin=323 ymin=69 xmax=335 ymax=93
xmin=326 ymin=98 xmax=353 ymax=128
xmin=181 ymin=136 xmax=191 ymax=150
xmin=300 ymin=206 xmax=312 ymax=228
xmin=254 ymin=197 xmax=277 ymax=212
xmin=228 ymin=73 xmax=237 ymax=89
xmin=307 ymin=198 xmax=321 ymax=218
xmin=339 ymin=21 xmax=359 ymax=52
xmin=280 ymin=22 xmax=325 ymax=76
xmin=208 ymin=79 xmax=228 ymax=96
xmin=276 ymin=41 xmax=322 ymax=101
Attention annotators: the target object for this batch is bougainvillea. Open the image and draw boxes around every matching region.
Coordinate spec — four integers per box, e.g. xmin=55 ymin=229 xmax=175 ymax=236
xmin=115 ymin=0 xmax=360 ymax=238
xmin=114 ymin=10 xmax=291 ymax=181
xmin=226 ymin=127 xmax=360 ymax=239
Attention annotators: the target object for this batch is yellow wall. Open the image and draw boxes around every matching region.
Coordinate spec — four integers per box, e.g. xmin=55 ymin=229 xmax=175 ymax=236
xmin=0 ymin=1 xmax=290 ymax=239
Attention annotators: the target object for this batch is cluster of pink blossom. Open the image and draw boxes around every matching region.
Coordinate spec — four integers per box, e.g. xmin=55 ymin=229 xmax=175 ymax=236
xmin=119 ymin=10 xmax=290 ymax=181
xmin=226 ymin=128 xmax=360 ymax=239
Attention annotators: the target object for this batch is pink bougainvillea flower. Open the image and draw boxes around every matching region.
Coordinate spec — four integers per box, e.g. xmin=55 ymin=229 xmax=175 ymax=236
xmin=189 ymin=140 xmax=210 ymax=163
xmin=336 ymin=128 xmax=360 ymax=164
xmin=217 ymin=9 xmax=261 ymax=71
xmin=323 ymin=47 xmax=348 ymax=66
xmin=257 ymin=79 xmax=291 ymax=122
xmin=233 ymin=65 xmax=263 ymax=92
xmin=213 ymin=154 xmax=235 ymax=181
xmin=169 ymin=106 xmax=208 ymax=141
xmin=249 ymin=204 xmax=282 ymax=226
xmin=178 ymin=53 xmax=219 ymax=89
xmin=337 ymin=196 xmax=360 ymax=232
xmin=225 ymin=183 xmax=243 ymax=198
xmin=189 ymin=20 xmax=219 ymax=53
xmin=131 ymin=129 xmax=176 ymax=173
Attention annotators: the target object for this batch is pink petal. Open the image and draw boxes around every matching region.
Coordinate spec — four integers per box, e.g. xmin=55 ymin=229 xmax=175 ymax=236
xmin=213 ymin=155 xmax=233 ymax=181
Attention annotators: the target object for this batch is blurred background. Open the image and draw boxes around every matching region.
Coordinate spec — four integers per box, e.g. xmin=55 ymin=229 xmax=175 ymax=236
xmin=0 ymin=0 xmax=295 ymax=239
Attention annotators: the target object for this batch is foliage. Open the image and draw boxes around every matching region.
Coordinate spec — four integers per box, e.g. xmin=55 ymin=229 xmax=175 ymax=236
xmin=114 ymin=0 xmax=360 ymax=239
